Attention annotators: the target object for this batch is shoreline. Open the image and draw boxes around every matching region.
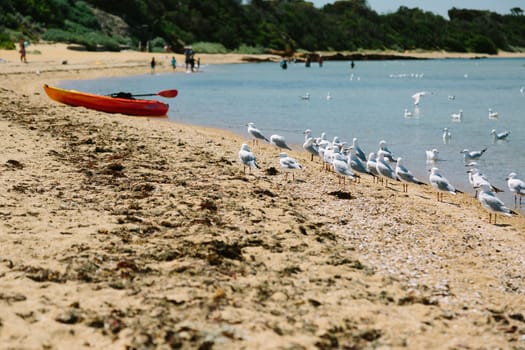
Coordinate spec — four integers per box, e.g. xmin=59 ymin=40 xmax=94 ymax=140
xmin=2 ymin=43 xmax=525 ymax=349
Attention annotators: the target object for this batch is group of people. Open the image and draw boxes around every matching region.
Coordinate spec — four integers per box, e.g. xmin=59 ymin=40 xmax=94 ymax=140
xmin=149 ymin=49 xmax=200 ymax=74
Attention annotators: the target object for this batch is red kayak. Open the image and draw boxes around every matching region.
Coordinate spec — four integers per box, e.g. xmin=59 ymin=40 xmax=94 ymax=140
xmin=44 ymin=84 xmax=169 ymax=117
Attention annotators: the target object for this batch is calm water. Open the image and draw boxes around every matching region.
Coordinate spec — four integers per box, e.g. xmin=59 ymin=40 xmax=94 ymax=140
xmin=61 ymin=58 xmax=525 ymax=211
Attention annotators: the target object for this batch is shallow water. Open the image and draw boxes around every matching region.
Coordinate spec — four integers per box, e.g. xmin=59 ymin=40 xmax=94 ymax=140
xmin=62 ymin=58 xmax=525 ymax=211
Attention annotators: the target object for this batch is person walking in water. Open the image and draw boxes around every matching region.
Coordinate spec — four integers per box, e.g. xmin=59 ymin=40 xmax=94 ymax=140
xmin=150 ymin=57 xmax=156 ymax=73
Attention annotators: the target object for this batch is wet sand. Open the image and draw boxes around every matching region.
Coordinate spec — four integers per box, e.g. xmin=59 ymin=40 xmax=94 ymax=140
xmin=1 ymin=43 xmax=525 ymax=349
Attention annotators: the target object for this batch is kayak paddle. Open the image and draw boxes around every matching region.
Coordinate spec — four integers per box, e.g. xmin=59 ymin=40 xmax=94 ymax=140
xmin=109 ymin=89 xmax=178 ymax=99
xmin=134 ymin=89 xmax=178 ymax=98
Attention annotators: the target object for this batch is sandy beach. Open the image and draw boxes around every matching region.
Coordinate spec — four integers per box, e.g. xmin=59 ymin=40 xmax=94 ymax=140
xmin=1 ymin=43 xmax=525 ymax=350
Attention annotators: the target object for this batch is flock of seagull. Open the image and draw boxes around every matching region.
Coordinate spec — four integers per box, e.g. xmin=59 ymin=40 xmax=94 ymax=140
xmin=240 ymin=121 xmax=525 ymax=224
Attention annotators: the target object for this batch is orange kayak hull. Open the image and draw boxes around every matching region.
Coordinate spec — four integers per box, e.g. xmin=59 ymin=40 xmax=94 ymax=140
xmin=44 ymin=84 xmax=169 ymax=117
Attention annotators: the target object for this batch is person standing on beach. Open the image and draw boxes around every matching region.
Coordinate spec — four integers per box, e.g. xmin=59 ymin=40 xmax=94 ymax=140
xmin=19 ymin=39 xmax=27 ymax=63
xmin=150 ymin=57 xmax=156 ymax=73
xmin=171 ymin=56 xmax=176 ymax=70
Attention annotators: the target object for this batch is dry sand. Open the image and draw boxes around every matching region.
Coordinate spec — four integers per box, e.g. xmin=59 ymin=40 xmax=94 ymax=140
xmin=1 ymin=43 xmax=525 ymax=350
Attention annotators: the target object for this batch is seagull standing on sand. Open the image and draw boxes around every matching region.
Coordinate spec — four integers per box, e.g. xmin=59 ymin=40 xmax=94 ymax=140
xmin=238 ymin=143 xmax=260 ymax=174
xmin=375 ymin=151 xmax=397 ymax=186
xmin=460 ymin=148 xmax=487 ymax=162
xmin=303 ymin=129 xmax=319 ymax=161
xmin=279 ymin=152 xmax=302 ymax=180
xmin=366 ymin=152 xmax=380 ymax=183
xmin=378 ymin=140 xmax=396 ymax=162
xmin=442 ymin=128 xmax=451 ymax=144
xmin=426 ymin=148 xmax=440 ymax=162
xmin=270 ymin=134 xmax=292 ymax=151
xmin=247 ymin=122 xmax=269 ymax=145
xmin=395 ymin=157 xmax=424 ymax=192
xmin=466 ymin=166 xmax=503 ymax=198
xmin=429 ymin=167 xmax=457 ymax=202
xmin=490 ymin=129 xmax=511 ymax=141
xmin=351 ymin=138 xmax=367 ymax=162
xmin=347 ymin=146 xmax=372 ymax=182
xmin=332 ymin=153 xmax=358 ymax=185
xmin=506 ymin=172 xmax=525 ymax=207
xmin=476 ymin=184 xmax=513 ymax=224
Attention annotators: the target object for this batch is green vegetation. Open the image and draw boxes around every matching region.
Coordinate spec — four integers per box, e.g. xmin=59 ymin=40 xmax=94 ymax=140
xmin=1 ymin=0 xmax=524 ymax=55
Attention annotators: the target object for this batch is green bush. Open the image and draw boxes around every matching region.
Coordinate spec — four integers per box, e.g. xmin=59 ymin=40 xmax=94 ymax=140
xmin=192 ymin=42 xmax=228 ymax=54
xmin=0 ymin=30 xmax=15 ymax=49
xmin=233 ymin=44 xmax=266 ymax=54
xmin=467 ymin=35 xmax=498 ymax=54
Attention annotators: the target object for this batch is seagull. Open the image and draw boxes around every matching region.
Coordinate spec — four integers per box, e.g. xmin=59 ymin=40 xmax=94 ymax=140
xmin=460 ymin=148 xmax=487 ymax=162
xmin=488 ymin=108 xmax=499 ymax=119
xmin=426 ymin=148 xmax=440 ymax=162
xmin=448 ymin=95 xmax=456 ymax=100
xmin=476 ymin=184 xmax=513 ymax=224
xmin=442 ymin=128 xmax=451 ymax=144
xmin=490 ymin=129 xmax=511 ymax=141
xmin=404 ymin=109 xmax=413 ymax=118
xmin=429 ymin=167 xmax=457 ymax=202
xmin=395 ymin=157 xmax=424 ymax=192
xmin=326 ymin=92 xmax=332 ymax=100
xmin=378 ymin=140 xmax=396 ymax=162
xmin=506 ymin=172 xmax=525 ymax=207
xmin=303 ymin=129 xmax=319 ymax=161
xmin=247 ymin=122 xmax=269 ymax=145
xmin=366 ymin=152 xmax=380 ymax=183
xmin=375 ymin=150 xmax=397 ymax=186
xmin=300 ymin=92 xmax=310 ymax=100
xmin=238 ymin=144 xmax=260 ymax=174
xmin=451 ymin=109 xmax=463 ymax=121
xmin=347 ymin=146 xmax=372 ymax=182
xmin=467 ymin=166 xmax=503 ymax=198
xmin=279 ymin=152 xmax=302 ymax=180
xmin=270 ymin=134 xmax=292 ymax=151
xmin=351 ymin=137 xmax=367 ymax=162
xmin=332 ymin=153 xmax=358 ymax=185
xmin=412 ymin=91 xmax=429 ymax=106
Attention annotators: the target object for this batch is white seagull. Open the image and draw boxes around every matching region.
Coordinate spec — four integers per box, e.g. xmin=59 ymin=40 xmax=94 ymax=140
xmin=270 ymin=134 xmax=292 ymax=151
xmin=378 ymin=140 xmax=396 ymax=162
xmin=279 ymin=152 xmax=302 ymax=180
xmin=426 ymin=148 xmax=440 ymax=162
xmin=506 ymin=172 xmax=525 ymax=207
xmin=303 ymin=129 xmax=319 ymax=161
xmin=490 ymin=129 xmax=511 ymax=141
xmin=476 ymin=184 xmax=513 ymax=224
xmin=451 ymin=109 xmax=463 ymax=121
xmin=488 ymin=108 xmax=499 ymax=119
xmin=442 ymin=128 xmax=451 ymax=144
xmin=467 ymin=166 xmax=503 ymax=198
xmin=404 ymin=109 xmax=413 ymax=118
xmin=332 ymin=153 xmax=358 ymax=185
xmin=247 ymin=122 xmax=269 ymax=145
xmin=460 ymin=148 xmax=487 ymax=162
xmin=300 ymin=92 xmax=310 ymax=100
xmin=395 ymin=157 xmax=424 ymax=192
xmin=412 ymin=91 xmax=429 ymax=106
xmin=347 ymin=146 xmax=372 ymax=182
xmin=238 ymin=144 xmax=260 ymax=174
xmin=375 ymin=150 xmax=397 ymax=186
xmin=366 ymin=152 xmax=380 ymax=183
xmin=351 ymin=137 xmax=367 ymax=162
xmin=429 ymin=167 xmax=457 ymax=202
